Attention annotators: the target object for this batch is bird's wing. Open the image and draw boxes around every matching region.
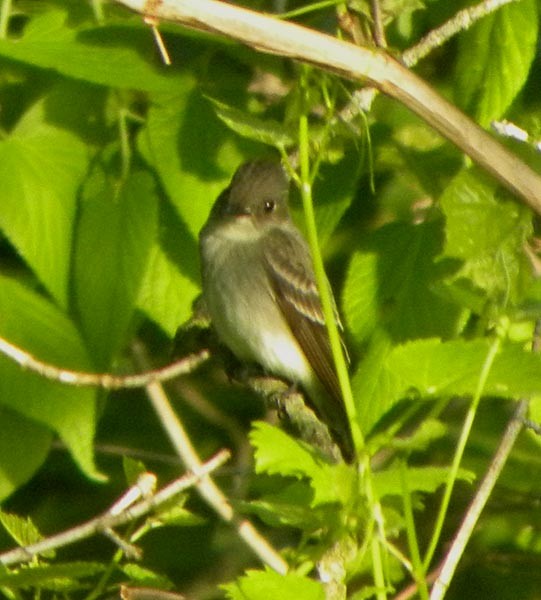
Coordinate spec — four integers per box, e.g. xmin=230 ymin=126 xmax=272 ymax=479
xmin=262 ymin=226 xmax=353 ymax=459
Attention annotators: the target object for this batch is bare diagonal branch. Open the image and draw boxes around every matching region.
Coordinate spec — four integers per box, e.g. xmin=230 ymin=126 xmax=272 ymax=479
xmin=0 ymin=450 xmax=230 ymax=567
xmin=116 ymin=0 xmax=541 ymax=214
xmin=0 ymin=335 xmax=209 ymax=388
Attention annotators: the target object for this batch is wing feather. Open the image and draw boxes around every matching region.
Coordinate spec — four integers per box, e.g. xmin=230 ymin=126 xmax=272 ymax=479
xmin=262 ymin=226 xmax=353 ymax=460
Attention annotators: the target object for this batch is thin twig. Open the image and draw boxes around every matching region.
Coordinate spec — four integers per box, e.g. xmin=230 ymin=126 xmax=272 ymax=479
xmin=370 ymin=0 xmax=387 ymax=48
xmin=0 ymin=335 xmax=209 ymax=388
xmin=430 ymin=320 xmax=541 ymax=596
xmin=341 ymin=0 xmax=518 ymax=120
xmin=430 ymin=400 xmax=528 ymax=599
xmin=131 ymin=342 xmax=288 ymax=575
xmin=0 ymin=450 xmax=230 ymax=566
xmin=402 ymin=0 xmax=518 ymax=67
xmin=115 ymin=0 xmax=541 ymax=216
xmin=144 ymin=16 xmax=172 ymax=65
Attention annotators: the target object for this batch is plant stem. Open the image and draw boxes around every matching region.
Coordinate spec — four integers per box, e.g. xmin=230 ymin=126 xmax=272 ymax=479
xmin=423 ymin=336 xmax=501 ymax=570
xmin=0 ymin=0 xmax=12 ymax=40
xmin=297 ymin=80 xmax=387 ymax=599
xmin=400 ymin=461 xmax=430 ymax=600
xmin=430 ymin=399 xmax=528 ymax=599
xmin=297 ymin=107 xmax=363 ymax=455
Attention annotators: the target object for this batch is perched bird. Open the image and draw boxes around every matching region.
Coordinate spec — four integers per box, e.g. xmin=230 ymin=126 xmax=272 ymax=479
xmin=199 ymin=160 xmax=354 ymax=462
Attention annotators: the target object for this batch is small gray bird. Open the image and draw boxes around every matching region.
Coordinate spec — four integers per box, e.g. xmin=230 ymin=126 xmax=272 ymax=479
xmin=199 ymin=160 xmax=354 ymax=462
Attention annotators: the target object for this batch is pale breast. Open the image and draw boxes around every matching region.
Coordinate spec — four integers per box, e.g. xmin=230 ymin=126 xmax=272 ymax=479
xmin=200 ymin=225 xmax=313 ymax=386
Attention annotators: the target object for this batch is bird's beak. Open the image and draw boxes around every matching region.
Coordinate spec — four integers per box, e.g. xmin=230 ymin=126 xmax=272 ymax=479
xmin=225 ymin=204 xmax=251 ymax=218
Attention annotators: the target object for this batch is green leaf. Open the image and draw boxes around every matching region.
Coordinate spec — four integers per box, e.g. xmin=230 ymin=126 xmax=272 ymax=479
xmin=387 ymin=418 xmax=447 ymax=453
xmin=354 ymin=336 xmax=541 ymax=433
xmin=74 ymin=168 xmax=158 ymax=367
xmin=342 ymin=221 xmax=464 ymax=346
xmin=211 ymin=97 xmax=295 ymax=148
xmin=241 ymin=481 xmax=319 ymax=528
xmin=139 ymin=83 xmax=249 ymax=239
xmin=137 ymin=202 xmax=200 ymax=336
xmin=0 ymin=510 xmax=43 ymax=547
xmin=351 ymin=330 xmax=398 ymax=432
xmin=137 ymin=84 xmax=252 ymax=332
xmin=342 ymin=250 xmax=379 ymax=345
xmin=359 ymin=337 xmax=541 ymax=429
xmin=0 ymin=90 xmax=88 ymax=307
xmin=374 ymin=466 xmax=475 ymax=498
xmin=0 ymin=10 xmax=190 ymax=92
xmin=455 ymin=0 xmax=538 ymax=127
xmin=311 ymin=149 xmax=362 ymax=248
xmin=120 ymin=564 xmax=173 ymax=590
xmin=0 ymin=408 xmax=52 ymax=501
xmin=223 ymin=569 xmax=325 ymax=600
xmin=440 ymin=169 xmax=532 ymax=304
xmin=0 ymin=562 xmax=105 ymax=589
xmin=122 ymin=456 xmax=149 ymax=487
xmin=137 ymin=243 xmax=200 ymax=336
xmin=251 ymin=422 xmax=323 ymax=477
xmin=0 ymin=275 xmax=100 ymax=481
xmin=250 ymin=422 xmax=355 ymax=507
xmin=150 ymin=504 xmax=206 ymax=528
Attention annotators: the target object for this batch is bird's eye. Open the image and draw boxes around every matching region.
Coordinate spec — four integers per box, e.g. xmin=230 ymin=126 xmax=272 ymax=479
xmin=263 ymin=199 xmax=275 ymax=213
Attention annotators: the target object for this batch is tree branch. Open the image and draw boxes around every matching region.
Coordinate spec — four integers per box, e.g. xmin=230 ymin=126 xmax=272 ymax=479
xmin=0 ymin=450 xmax=230 ymax=566
xmin=131 ymin=342 xmax=289 ymax=575
xmin=116 ymin=0 xmax=541 ymax=214
xmin=430 ymin=400 xmax=528 ymax=599
xmin=0 ymin=335 xmax=209 ymax=388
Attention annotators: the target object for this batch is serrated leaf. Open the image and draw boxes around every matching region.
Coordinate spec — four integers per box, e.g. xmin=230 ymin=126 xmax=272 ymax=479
xmin=355 ymin=337 xmax=541 ymax=433
xmin=251 ymin=422 xmax=354 ymax=507
xmin=0 ymin=562 xmax=105 ymax=589
xmin=250 ymin=422 xmax=324 ymax=480
xmin=456 ymin=0 xmax=538 ymax=126
xmin=0 ymin=511 xmax=43 ymax=547
xmin=440 ymin=168 xmax=532 ymax=304
xmin=387 ymin=338 xmax=493 ymax=396
xmin=0 ymin=90 xmax=88 ymax=307
xmin=342 ymin=221 xmax=464 ymax=347
xmin=0 ymin=275 xmax=100 ymax=481
xmin=74 ymin=168 xmax=158 ymax=367
xmin=374 ymin=466 xmax=475 ymax=498
xmin=0 ymin=407 xmax=52 ymax=501
xmin=223 ymin=568 xmax=325 ymax=600
xmin=211 ymin=97 xmax=295 ymax=148
xmin=0 ymin=10 xmax=190 ymax=92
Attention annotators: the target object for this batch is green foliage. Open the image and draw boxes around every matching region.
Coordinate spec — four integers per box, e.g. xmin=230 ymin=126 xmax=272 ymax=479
xmin=455 ymin=0 xmax=539 ymax=127
xmin=0 ymin=0 xmax=539 ymax=599
xmin=223 ymin=568 xmax=325 ymax=600
xmin=0 ymin=87 xmax=89 ymax=306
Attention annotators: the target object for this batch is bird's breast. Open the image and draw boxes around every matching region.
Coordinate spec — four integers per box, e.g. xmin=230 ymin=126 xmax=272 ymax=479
xmin=200 ymin=232 xmax=313 ymax=385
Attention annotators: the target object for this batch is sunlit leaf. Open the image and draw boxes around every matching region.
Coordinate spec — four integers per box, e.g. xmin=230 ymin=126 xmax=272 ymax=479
xmin=223 ymin=569 xmax=325 ymax=600
xmin=456 ymin=0 xmax=538 ymax=126
xmin=0 ymin=90 xmax=88 ymax=307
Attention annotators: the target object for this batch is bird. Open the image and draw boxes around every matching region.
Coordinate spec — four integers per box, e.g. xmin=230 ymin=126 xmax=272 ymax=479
xmin=199 ymin=159 xmax=354 ymax=462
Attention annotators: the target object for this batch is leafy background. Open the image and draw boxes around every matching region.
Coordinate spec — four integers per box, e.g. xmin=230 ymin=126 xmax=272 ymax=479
xmin=0 ymin=0 xmax=541 ymax=599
